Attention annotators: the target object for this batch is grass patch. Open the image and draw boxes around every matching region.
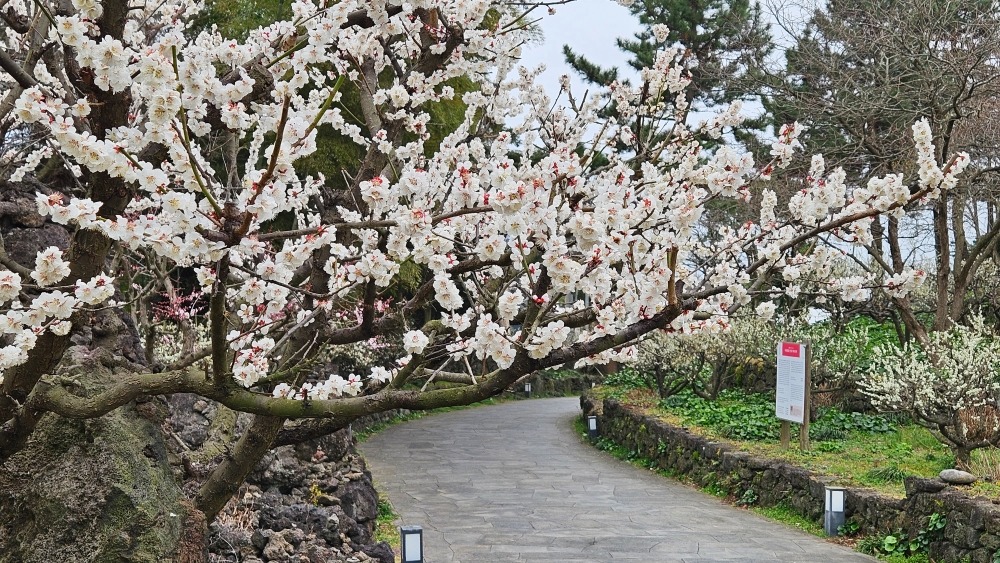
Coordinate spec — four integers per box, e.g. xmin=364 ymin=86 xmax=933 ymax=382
xmin=879 ymin=553 xmax=931 ymax=563
xmin=603 ymin=388 xmax=956 ymax=498
xmin=750 ymin=503 xmax=823 ymax=537
xmin=373 ymin=485 xmax=401 ymax=558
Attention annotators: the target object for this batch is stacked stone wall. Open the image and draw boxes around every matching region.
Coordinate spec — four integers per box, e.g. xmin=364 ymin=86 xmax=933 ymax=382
xmin=582 ymin=394 xmax=1000 ymax=563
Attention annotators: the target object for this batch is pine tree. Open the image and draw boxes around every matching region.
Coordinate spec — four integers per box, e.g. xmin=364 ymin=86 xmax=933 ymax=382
xmin=563 ymin=0 xmax=771 ymax=116
xmin=763 ymin=0 xmax=1000 ymax=338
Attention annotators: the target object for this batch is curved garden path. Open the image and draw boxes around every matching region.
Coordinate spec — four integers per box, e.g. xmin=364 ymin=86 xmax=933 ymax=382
xmin=360 ymin=397 xmax=875 ymax=562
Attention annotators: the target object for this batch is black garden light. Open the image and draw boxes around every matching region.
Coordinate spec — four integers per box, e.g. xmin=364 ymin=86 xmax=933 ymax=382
xmin=824 ymin=486 xmax=846 ymax=536
xmin=400 ymin=525 xmax=424 ymax=562
xmin=587 ymin=415 xmax=598 ymax=439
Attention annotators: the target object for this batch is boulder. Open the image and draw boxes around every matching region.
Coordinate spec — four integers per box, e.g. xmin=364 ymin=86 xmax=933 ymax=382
xmin=940 ymin=469 xmax=978 ymax=485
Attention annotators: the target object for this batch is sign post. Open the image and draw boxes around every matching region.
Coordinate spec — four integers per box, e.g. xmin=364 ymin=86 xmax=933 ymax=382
xmin=800 ymin=342 xmax=812 ymax=451
xmin=776 ymin=341 xmax=810 ymax=451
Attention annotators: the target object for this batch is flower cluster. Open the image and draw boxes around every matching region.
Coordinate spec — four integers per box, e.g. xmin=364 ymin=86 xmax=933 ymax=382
xmin=0 ymin=0 xmax=968 ymax=398
xmin=860 ymin=317 xmax=1000 ymax=459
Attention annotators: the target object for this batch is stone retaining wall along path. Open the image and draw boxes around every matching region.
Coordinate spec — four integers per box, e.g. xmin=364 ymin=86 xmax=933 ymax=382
xmin=361 ymin=397 xmax=874 ymax=562
xmin=584 ymin=394 xmax=1000 ymax=563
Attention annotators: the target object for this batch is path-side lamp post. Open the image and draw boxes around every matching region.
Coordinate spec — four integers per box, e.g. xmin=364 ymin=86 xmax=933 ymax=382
xmin=524 ymin=382 xmax=532 ymax=397
xmin=824 ymin=486 xmax=846 ymax=536
xmin=587 ymin=415 xmax=599 ymax=440
xmin=400 ymin=525 xmax=424 ymax=563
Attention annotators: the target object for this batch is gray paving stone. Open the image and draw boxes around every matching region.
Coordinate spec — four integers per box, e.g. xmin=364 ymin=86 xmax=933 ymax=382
xmin=361 ymin=397 xmax=876 ymax=563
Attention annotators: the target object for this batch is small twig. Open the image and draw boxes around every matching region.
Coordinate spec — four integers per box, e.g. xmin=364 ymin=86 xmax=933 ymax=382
xmin=170 ymin=429 xmax=192 ymax=452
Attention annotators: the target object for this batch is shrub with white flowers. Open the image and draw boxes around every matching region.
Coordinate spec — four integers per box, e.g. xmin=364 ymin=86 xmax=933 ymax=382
xmin=860 ymin=317 xmax=1000 ymax=467
xmin=0 ymin=0 xmax=968 ymax=519
xmin=636 ymin=319 xmax=782 ymax=399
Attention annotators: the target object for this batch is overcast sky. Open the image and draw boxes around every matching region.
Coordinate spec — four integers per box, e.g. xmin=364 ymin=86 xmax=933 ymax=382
xmin=516 ymin=0 xmax=643 ymax=96
xmin=514 ymin=0 xmax=808 ymax=98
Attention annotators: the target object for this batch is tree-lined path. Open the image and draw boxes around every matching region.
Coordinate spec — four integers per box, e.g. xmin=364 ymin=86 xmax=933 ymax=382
xmin=361 ymin=397 xmax=875 ymax=562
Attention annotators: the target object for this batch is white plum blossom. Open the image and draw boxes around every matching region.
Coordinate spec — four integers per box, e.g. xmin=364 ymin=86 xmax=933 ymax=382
xmin=403 ymin=330 xmax=430 ymax=355
xmin=496 ymin=291 xmax=523 ymax=323
xmin=770 ymin=122 xmax=807 ymax=169
xmin=74 ymin=275 xmax=115 ymax=305
xmin=433 ymin=273 xmax=463 ymax=311
xmin=369 ymin=366 xmax=394 ymax=384
xmin=31 ymin=247 xmax=71 ymax=287
xmin=272 ymin=383 xmax=294 ymax=398
xmin=652 ymin=24 xmax=670 ymax=43
xmin=31 ymin=292 xmax=76 ymax=319
xmin=0 ymin=271 xmax=22 ymax=303
xmin=524 ymin=321 xmax=570 ymax=359
xmin=861 ymin=317 xmax=1000 ymax=464
xmin=755 ymin=301 xmax=777 ymax=321
xmin=885 ymin=269 xmax=928 ymax=298
xmin=0 ymin=0 xmax=969 ymax=401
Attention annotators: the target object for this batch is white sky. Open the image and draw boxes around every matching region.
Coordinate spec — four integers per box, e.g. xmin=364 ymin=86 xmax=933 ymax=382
xmin=512 ymin=0 xmax=770 ymax=130
xmin=516 ymin=0 xmax=643 ymax=97
xmin=514 ymin=0 xmax=808 ymax=103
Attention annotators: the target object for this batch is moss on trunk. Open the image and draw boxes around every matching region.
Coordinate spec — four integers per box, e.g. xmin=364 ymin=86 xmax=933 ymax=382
xmin=0 ymin=399 xmax=200 ymax=562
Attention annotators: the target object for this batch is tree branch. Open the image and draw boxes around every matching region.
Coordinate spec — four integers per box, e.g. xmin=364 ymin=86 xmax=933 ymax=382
xmin=0 ymin=47 xmax=37 ymax=89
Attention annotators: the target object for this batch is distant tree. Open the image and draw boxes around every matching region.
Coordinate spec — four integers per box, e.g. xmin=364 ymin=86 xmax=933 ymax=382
xmin=762 ymin=0 xmax=1000 ymax=342
xmin=861 ymin=317 xmax=1000 ymax=467
xmin=563 ymin=0 xmax=772 ymax=143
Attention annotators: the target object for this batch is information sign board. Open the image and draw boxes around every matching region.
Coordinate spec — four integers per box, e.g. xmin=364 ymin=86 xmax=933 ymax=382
xmin=776 ymin=341 xmax=807 ymax=424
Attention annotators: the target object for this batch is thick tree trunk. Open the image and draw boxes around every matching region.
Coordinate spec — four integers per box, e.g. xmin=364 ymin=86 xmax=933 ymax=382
xmin=933 ymin=200 xmax=953 ymax=331
xmin=194 ymin=415 xmax=285 ymax=521
xmin=953 ymin=446 xmax=973 ymax=470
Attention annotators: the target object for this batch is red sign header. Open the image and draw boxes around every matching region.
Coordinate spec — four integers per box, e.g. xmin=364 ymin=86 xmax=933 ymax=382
xmin=781 ymin=342 xmax=801 ymax=358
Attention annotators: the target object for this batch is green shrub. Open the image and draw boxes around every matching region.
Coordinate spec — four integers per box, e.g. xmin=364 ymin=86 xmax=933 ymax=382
xmin=737 ymin=488 xmax=758 ymax=506
xmin=838 ymin=520 xmax=861 ymax=537
xmin=815 ymin=441 xmax=844 ymax=453
xmin=812 ymin=408 xmax=893 ymax=437
xmin=603 ymin=366 xmax=650 ymax=391
xmin=859 ymin=513 xmax=945 ymax=560
xmin=810 ymin=425 xmax=848 ymax=442
xmin=659 ymin=391 xmax=898 ymax=444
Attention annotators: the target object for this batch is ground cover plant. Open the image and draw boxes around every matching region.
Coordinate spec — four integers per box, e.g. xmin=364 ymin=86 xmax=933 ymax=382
xmin=593 ymin=385 xmax=955 ymax=498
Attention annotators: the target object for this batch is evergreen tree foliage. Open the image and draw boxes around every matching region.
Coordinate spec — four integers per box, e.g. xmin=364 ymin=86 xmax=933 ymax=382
xmin=563 ymin=0 xmax=772 ymax=115
xmin=761 ymin=0 xmax=1000 ymax=335
xmin=765 ymin=0 xmax=1000 ymax=175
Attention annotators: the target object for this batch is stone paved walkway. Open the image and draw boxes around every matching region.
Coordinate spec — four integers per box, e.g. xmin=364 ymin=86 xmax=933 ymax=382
xmin=360 ymin=397 xmax=876 ymax=562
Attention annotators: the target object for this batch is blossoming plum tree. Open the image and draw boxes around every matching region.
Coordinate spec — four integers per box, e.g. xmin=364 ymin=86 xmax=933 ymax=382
xmin=0 ymin=0 xmax=966 ymax=527
xmin=861 ymin=317 xmax=1000 ymax=467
